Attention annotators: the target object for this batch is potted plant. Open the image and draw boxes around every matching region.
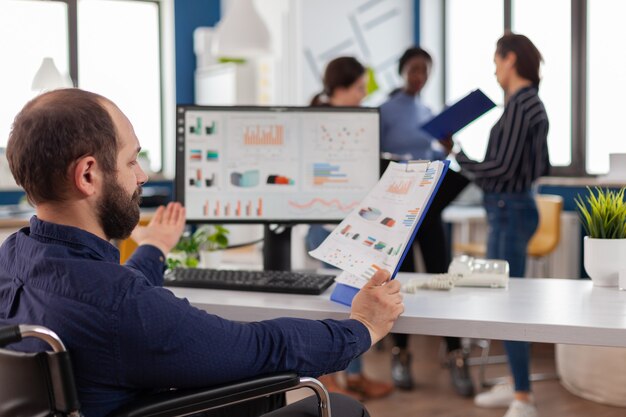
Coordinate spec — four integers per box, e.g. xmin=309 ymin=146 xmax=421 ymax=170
xmin=194 ymin=225 xmax=230 ymax=268
xmin=166 ymin=225 xmax=230 ymax=270
xmin=575 ymin=187 xmax=626 ymax=286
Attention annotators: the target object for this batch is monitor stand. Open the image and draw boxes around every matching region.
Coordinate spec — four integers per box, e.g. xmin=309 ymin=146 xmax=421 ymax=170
xmin=262 ymin=224 xmax=292 ymax=271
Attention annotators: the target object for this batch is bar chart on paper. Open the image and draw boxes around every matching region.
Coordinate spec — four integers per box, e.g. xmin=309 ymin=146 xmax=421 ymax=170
xmin=310 ymin=160 xmax=449 ymax=282
xmin=387 ymin=179 xmax=414 ymax=194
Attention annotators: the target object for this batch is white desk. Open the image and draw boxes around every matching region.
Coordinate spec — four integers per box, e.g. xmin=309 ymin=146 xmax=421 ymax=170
xmin=169 ymin=273 xmax=626 ymax=348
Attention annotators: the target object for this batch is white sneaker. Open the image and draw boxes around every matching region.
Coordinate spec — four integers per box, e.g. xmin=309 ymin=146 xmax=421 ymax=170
xmin=474 ymin=383 xmax=514 ymax=408
xmin=503 ymin=400 xmax=538 ymax=417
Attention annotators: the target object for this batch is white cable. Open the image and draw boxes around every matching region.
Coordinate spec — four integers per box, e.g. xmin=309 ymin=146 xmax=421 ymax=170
xmin=402 ymin=274 xmax=462 ymax=293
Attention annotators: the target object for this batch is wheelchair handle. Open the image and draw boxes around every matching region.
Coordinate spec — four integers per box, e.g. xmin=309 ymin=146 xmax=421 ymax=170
xmin=0 ymin=324 xmax=66 ymax=352
xmin=0 ymin=325 xmax=21 ymax=347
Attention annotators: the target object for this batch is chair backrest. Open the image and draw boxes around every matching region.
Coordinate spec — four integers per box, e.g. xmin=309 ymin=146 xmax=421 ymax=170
xmin=118 ymin=217 xmax=152 ymax=264
xmin=527 ymin=194 xmax=564 ymax=257
xmin=0 ymin=325 xmax=81 ymax=417
xmin=118 ymin=237 xmax=139 ymax=264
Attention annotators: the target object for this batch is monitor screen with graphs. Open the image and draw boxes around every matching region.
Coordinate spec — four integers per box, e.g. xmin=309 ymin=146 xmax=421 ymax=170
xmin=175 ymin=105 xmax=380 ymax=223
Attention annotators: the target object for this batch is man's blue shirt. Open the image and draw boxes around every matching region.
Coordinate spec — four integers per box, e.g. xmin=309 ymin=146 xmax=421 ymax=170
xmin=0 ymin=217 xmax=370 ymax=416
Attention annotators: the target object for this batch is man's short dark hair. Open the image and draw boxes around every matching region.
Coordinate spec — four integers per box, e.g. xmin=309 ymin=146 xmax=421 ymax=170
xmin=7 ymin=89 xmax=119 ymax=205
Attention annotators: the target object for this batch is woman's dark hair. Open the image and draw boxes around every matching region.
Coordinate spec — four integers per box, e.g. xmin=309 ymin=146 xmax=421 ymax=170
xmin=397 ymin=46 xmax=432 ymax=75
xmin=7 ymin=89 xmax=119 ymax=205
xmin=496 ymin=32 xmax=543 ymax=87
xmin=310 ymin=56 xmax=366 ymax=106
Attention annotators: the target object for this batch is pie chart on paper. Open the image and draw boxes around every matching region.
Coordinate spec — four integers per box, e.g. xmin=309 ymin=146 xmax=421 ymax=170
xmin=358 ymin=206 xmax=382 ymax=221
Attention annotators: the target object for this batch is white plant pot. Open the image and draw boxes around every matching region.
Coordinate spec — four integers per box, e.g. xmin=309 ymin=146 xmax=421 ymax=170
xmin=200 ymin=250 xmax=222 ymax=269
xmin=167 ymin=251 xmax=188 ymax=265
xmin=583 ymin=237 xmax=626 ymax=287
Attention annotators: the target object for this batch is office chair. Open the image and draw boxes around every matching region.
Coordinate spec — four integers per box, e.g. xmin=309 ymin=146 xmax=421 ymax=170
xmin=453 ymin=194 xmax=564 ymax=276
xmin=0 ymin=324 xmax=332 ymax=417
xmin=526 ymin=195 xmax=563 ymax=278
xmin=117 ymin=217 xmax=151 ymax=264
xmin=118 ymin=238 xmax=139 ymax=264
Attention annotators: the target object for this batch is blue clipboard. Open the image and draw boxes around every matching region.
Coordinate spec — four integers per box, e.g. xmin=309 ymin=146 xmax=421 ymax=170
xmin=421 ymin=89 xmax=496 ymax=139
xmin=330 ymin=160 xmax=451 ymax=306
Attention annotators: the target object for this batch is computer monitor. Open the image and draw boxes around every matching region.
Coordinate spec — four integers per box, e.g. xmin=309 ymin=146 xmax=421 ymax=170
xmin=175 ymin=105 xmax=380 ymax=269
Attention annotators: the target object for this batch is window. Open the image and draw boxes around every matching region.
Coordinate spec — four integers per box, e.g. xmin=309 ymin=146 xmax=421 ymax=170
xmin=0 ymin=0 xmax=69 ymax=149
xmin=428 ymin=0 xmax=625 ymax=175
xmin=512 ymin=0 xmax=572 ymax=167
xmin=0 ymin=0 xmax=167 ymax=173
xmin=587 ymin=0 xmax=626 ymax=174
xmin=445 ymin=0 xmax=504 ymax=162
xmin=78 ymin=0 xmax=162 ymax=172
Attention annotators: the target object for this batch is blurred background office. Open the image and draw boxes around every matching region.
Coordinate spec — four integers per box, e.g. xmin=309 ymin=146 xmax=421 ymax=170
xmin=2 ymin=0 xmax=625 ymax=185
xmin=1 ymin=1 xmax=626 ymax=416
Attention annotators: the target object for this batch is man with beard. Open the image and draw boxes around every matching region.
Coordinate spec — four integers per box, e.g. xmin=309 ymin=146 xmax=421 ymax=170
xmin=0 ymin=89 xmax=404 ymax=417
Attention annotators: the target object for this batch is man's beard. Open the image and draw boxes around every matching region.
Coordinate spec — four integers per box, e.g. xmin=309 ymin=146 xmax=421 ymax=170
xmin=97 ymin=176 xmax=142 ymax=240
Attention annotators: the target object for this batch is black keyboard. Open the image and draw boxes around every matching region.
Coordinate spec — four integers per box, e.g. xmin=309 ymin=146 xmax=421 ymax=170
xmin=164 ymin=268 xmax=336 ymax=295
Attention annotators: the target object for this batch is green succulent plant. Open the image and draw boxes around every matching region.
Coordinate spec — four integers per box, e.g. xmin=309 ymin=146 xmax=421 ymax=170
xmin=166 ymin=225 xmax=230 ymax=270
xmin=575 ymin=187 xmax=626 ymax=239
xmin=192 ymin=225 xmax=230 ymax=252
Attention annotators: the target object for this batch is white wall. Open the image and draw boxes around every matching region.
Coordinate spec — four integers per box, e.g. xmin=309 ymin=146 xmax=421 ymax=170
xmin=419 ymin=0 xmax=444 ymax=112
xmin=203 ymin=0 xmax=416 ymax=251
xmin=299 ymin=0 xmax=414 ymax=105
xmin=221 ymin=0 xmax=415 ymax=106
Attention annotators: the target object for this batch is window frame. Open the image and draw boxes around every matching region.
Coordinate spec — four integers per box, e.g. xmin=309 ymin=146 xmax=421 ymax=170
xmin=7 ymin=0 xmax=171 ymax=175
xmin=429 ymin=0 xmax=591 ymax=176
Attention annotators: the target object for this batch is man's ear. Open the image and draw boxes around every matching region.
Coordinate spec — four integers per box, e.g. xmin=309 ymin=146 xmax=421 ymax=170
xmin=73 ymin=156 xmax=100 ymax=197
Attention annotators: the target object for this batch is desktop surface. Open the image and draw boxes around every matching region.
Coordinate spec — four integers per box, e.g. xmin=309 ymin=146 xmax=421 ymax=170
xmin=168 ymin=274 xmax=626 ymax=347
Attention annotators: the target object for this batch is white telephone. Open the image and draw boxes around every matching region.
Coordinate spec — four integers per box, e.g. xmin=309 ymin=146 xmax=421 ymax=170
xmin=403 ymin=256 xmax=509 ymax=292
xmin=448 ymin=255 xmax=509 ymax=288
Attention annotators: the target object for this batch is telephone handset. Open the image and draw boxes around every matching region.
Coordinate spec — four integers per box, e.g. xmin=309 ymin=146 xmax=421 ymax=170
xmin=403 ymin=256 xmax=509 ymax=292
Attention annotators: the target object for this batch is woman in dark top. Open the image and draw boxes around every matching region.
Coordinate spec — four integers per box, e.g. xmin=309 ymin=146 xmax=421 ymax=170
xmin=380 ymin=47 xmax=472 ymax=396
xmin=307 ymin=56 xmax=394 ymax=401
xmin=456 ymin=33 xmax=550 ymax=417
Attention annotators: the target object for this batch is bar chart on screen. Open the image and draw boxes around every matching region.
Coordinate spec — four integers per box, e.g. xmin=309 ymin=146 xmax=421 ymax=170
xmin=178 ymin=106 xmax=379 ymax=222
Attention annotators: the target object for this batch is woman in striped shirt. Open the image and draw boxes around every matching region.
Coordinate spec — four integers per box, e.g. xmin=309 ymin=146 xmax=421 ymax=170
xmin=456 ymin=33 xmax=550 ymax=417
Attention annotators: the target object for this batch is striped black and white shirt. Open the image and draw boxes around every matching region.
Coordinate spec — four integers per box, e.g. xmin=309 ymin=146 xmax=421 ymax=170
xmin=456 ymin=86 xmax=550 ymax=194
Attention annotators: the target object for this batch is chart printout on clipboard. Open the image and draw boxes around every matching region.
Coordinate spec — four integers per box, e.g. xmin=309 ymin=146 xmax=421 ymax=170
xmin=309 ymin=160 xmax=449 ymax=298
